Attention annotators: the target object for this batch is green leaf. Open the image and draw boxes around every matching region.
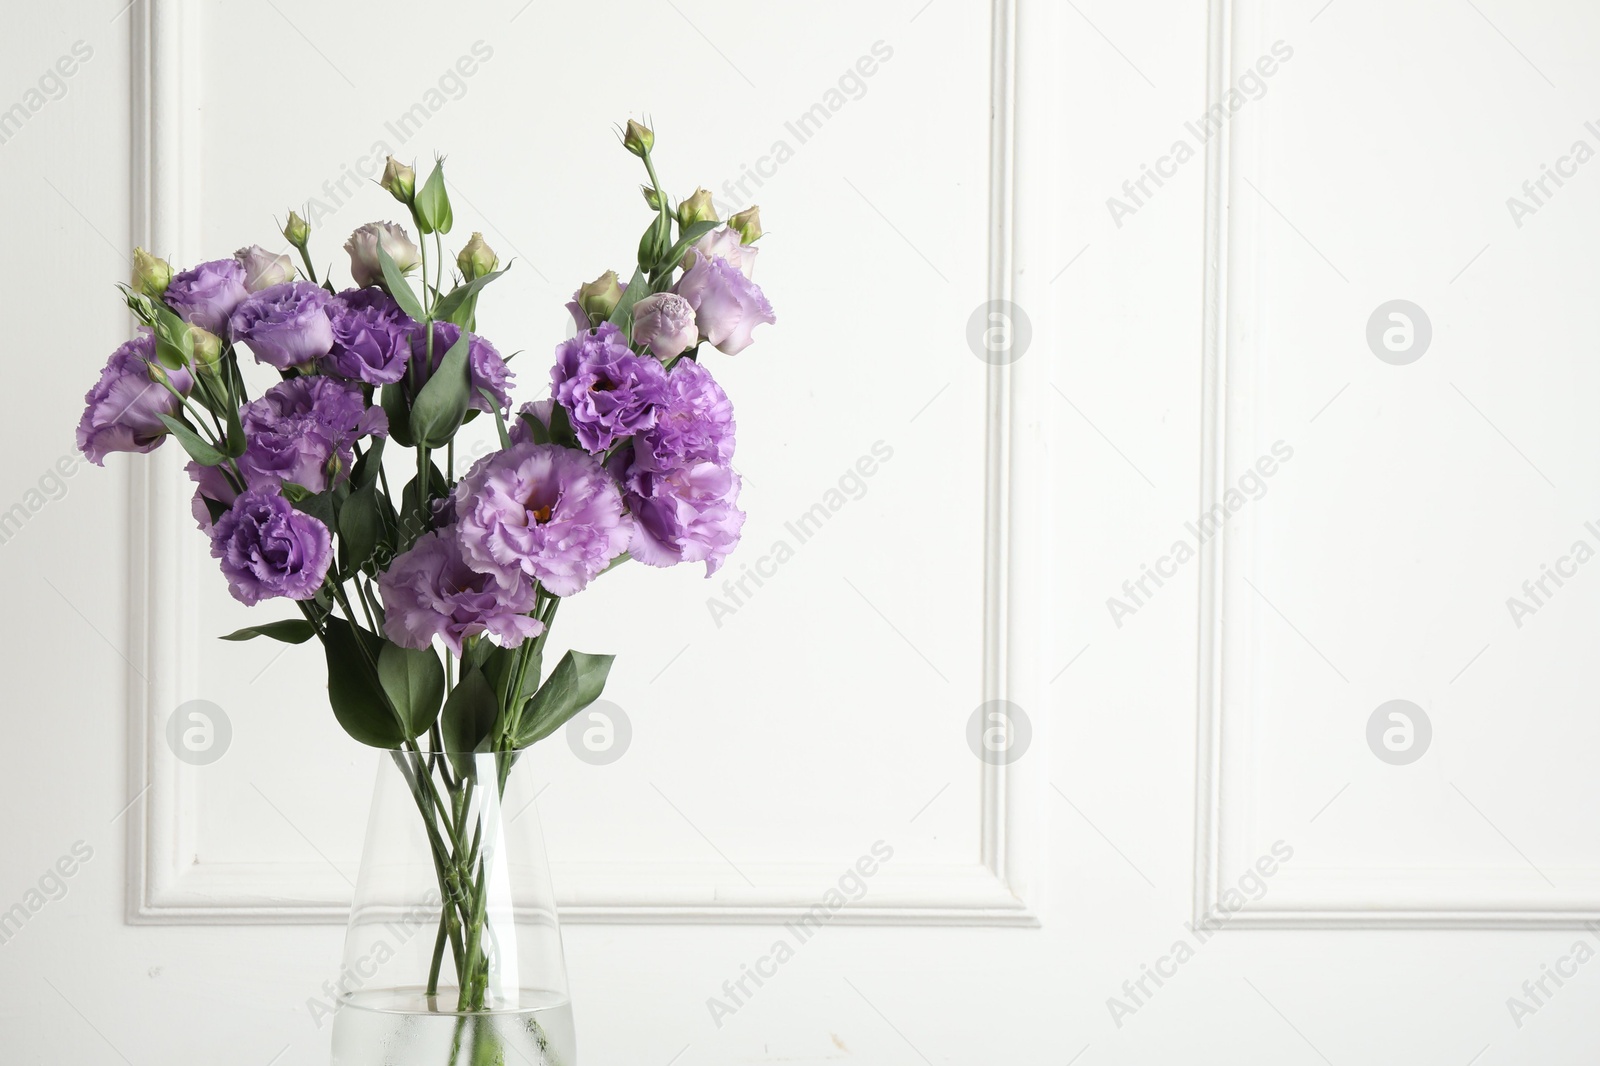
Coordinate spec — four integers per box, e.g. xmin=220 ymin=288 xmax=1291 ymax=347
xmin=381 ymin=384 xmax=414 ymax=448
xmin=153 ymin=304 xmax=195 ymax=369
xmin=377 ymin=241 xmax=426 ymax=322
xmin=202 ymin=495 xmax=231 ymax=527
xmin=514 ymin=650 xmax=614 ymax=748
xmin=409 ymin=329 xmax=472 ymax=447
xmin=399 ymin=459 xmax=448 ymax=551
xmin=490 ymin=645 xmax=543 ymax=711
xmin=414 ymin=158 xmax=453 ymax=236
xmin=441 ymin=664 xmax=499 ymax=759
xmin=659 ymin=220 xmax=720 ymax=276
xmin=434 ymin=268 xmax=506 ymax=329
xmin=222 ymin=395 xmax=247 ymax=458
xmin=606 ymin=268 xmax=648 ymax=328
xmin=219 ymin=619 xmax=317 ymax=644
xmin=339 ymin=481 xmax=384 ymax=573
xmin=483 ymin=390 xmax=511 ymax=449
xmin=545 ymin=401 xmax=579 ymax=450
xmin=518 ymin=409 xmax=550 ymax=446
xmin=351 ymin=437 xmax=386 ymax=490
xmin=377 ymin=640 xmax=446 ymax=739
xmin=288 ymin=486 xmax=336 ymax=530
xmin=465 ymin=636 xmax=503 ymax=674
xmin=324 ymin=617 xmax=406 ymax=748
xmin=157 ymin=413 xmax=224 ymax=466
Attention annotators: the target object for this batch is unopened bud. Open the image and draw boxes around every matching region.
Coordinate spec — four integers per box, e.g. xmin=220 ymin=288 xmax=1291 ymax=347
xmin=381 ymin=157 xmax=416 ymax=204
xmin=729 ymin=205 xmax=763 ymax=244
xmin=576 ymin=270 xmax=624 ymax=321
xmin=282 ymin=210 xmax=311 ymax=248
xmin=638 ymin=213 xmax=673 ymax=270
xmin=677 ymin=188 xmax=716 ymax=227
xmin=189 ymin=326 xmax=223 ymax=369
xmin=457 ymin=232 xmax=499 ymax=282
xmin=641 ymin=186 xmax=664 ymax=211
xmin=130 ymin=247 xmax=172 ymax=297
xmin=622 ymin=119 xmax=654 ymax=157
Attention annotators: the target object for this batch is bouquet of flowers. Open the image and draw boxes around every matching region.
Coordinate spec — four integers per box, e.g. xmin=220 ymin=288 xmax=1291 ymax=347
xmin=75 ymin=120 xmax=773 ymax=1031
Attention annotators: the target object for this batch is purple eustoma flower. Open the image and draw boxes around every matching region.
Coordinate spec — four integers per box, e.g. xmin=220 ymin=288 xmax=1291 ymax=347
xmin=454 ymin=443 xmax=632 ymax=597
xmin=378 ymin=528 xmax=545 ymax=657
xmin=229 ymin=281 xmax=336 ymax=370
xmin=630 ymin=358 xmax=735 ymax=475
xmin=325 ymin=287 xmax=417 ymax=385
xmin=237 ymin=377 xmax=387 ymax=494
xmin=187 ymin=460 xmax=239 ymax=533
xmin=164 ymin=258 xmax=250 ymax=335
xmin=412 ymin=321 xmax=513 ymax=413
xmin=676 ymin=253 xmax=775 ymax=356
xmin=550 ymin=322 xmax=668 ymax=453
xmin=209 ymin=488 xmax=332 ymax=605
xmin=77 ymin=333 xmax=193 ymax=465
xmin=616 ymin=459 xmax=744 ymax=575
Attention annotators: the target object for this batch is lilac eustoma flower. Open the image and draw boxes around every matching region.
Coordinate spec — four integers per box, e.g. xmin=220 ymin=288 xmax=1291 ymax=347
xmin=237 ymin=376 xmax=386 ymax=494
xmin=164 ymin=258 xmax=250 ymax=335
xmin=379 ymin=528 xmax=544 ymax=656
xmin=676 ymin=254 xmax=775 ymax=356
xmin=453 ymin=442 xmax=632 ymax=597
xmin=630 ymin=358 xmax=735 ymax=475
xmin=229 ymin=281 xmax=336 ymax=370
xmin=550 ymin=322 xmax=668 ymax=452
xmin=325 ymin=287 xmax=417 ymax=385
xmin=187 ymin=460 xmax=238 ymax=533
xmin=616 ymin=459 xmax=744 ymax=575
xmin=210 ymin=488 xmax=332 ymax=605
xmin=76 ymin=333 xmax=193 ymax=465
xmin=412 ymin=321 xmax=513 ymax=412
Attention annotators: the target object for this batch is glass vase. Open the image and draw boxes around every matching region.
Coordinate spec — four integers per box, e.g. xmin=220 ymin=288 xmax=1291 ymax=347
xmin=330 ymin=748 xmax=574 ymax=1066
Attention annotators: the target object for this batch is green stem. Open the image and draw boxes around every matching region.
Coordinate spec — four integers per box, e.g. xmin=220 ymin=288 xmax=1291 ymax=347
xmin=295 ymin=243 xmax=318 ymax=285
xmin=418 ymin=231 xmax=431 ymax=315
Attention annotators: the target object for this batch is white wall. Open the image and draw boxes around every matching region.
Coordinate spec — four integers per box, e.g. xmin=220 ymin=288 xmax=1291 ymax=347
xmin=2 ymin=0 xmax=1598 ymax=1063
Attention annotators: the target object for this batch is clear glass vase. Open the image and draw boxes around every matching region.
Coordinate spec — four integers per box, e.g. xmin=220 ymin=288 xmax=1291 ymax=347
xmin=331 ymin=749 xmax=574 ymax=1066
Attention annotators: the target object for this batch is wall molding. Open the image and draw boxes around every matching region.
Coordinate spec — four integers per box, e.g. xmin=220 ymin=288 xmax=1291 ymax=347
xmin=1190 ymin=0 xmax=1596 ymax=930
xmin=126 ymin=0 xmax=1045 ymax=927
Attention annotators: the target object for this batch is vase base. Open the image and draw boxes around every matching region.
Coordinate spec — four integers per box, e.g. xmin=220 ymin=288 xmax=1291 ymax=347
xmin=331 ymin=988 xmax=575 ymax=1066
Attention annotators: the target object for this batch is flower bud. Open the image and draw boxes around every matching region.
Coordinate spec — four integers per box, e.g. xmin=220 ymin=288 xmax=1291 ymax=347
xmin=622 ymin=119 xmax=654 ymax=157
xmin=630 ymin=292 xmax=698 ymax=361
xmin=729 ymin=205 xmax=763 ymax=244
xmin=345 ymin=221 xmax=420 ymax=289
xmin=381 ymin=156 xmax=416 ymax=204
xmin=457 ymin=232 xmax=499 ymax=282
xmin=638 ymin=213 xmax=673 ymax=271
xmin=282 ymin=210 xmax=311 ymax=249
xmin=576 ymin=270 xmax=624 ymax=321
xmin=677 ymin=187 xmax=717 ymax=227
xmin=189 ymin=326 xmax=224 ymax=370
xmin=130 ymin=247 xmax=173 ymax=297
xmin=235 ymin=244 xmax=296 ymax=292
xmin=641 ymin=185 xmax=665 ymax=211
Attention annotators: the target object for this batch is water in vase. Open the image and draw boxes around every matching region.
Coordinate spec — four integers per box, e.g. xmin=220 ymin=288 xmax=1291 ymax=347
xmin=331 ymin=988 xmax=576 ymax=1066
